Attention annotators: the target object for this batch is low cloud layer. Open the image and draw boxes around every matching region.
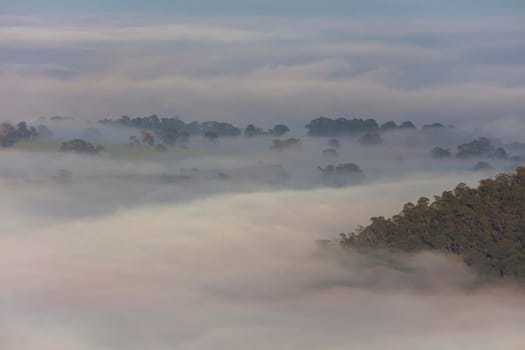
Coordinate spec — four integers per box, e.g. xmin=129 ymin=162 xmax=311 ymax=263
xmin=0 ymin=120 xmax=524 ymax=348
xmin=2 ymin=184 xmax=525 ymax=349
xmin=1 ymin=15 xmax=524 ymax=124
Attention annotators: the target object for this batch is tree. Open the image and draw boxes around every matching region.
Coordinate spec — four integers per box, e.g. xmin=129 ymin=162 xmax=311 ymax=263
xmin=140 ymin=129 xmax=155 ymax=146
xmin=60 ymin=139 xmax=103 ymax=154
xmin=380 ymin=121 xmax=398 ymax=131
xmin=456 ymin=138 xmax=508 ymax=159
xmin=0 ymin=122 xmax=18 ymax=147
xmin=342 ymin=167 xmax=525 ymax=279
xmin=318 ymin=163 xmax=364 ymax=186
xmin=0 ymin=121 xmax=39 ymax=147
xmin=271 ymin=138 xmax=301 ymax=151
xmin=129 ymin=135 xmax=140 ymax=146
xmin=306 ymin=117 xmax=379 ymax=136
xmin=399 ymin=121 xmax=416 ymax=129
xmin=244 ymin=124 xmax=259 ymax=137
xmin=423 ymin=123 xmax=445 ymax=129
xmin=271 ymin=124 xmax=290 ymax=136
xmin=160 ymin=129 xmax=177 ymax=145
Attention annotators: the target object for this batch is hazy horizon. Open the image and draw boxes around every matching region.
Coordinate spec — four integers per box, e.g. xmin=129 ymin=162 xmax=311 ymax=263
xmin=1 ymin=1 xmax=524 ymax=125
xmin=1 ymin=1 xmax=525 ymax=349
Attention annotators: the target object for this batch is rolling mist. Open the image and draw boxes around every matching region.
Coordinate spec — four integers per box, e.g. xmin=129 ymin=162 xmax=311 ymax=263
xmin=2 ymin=0 xmax=525 ymax=348
xmin=1 ymin=116 xmax=525 ymax=349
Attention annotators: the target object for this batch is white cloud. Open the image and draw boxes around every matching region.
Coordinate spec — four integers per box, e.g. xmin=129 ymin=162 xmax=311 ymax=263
xmin=1 ymin=183 xmax=525 ymax=349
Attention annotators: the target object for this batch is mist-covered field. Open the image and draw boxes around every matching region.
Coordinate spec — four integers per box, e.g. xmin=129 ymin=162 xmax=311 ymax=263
xmin=2 ymin=0 xmax=525 ymax=348
xmin=0 ymin=116 xmax=524 ymax=349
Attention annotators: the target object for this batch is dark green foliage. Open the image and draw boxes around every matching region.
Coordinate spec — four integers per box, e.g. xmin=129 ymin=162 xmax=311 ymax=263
xmin=60 ymin=139 xmax=104 ymax=155
xmin=100 ymin=115 xmax=241 ymax=137
xmin=159 ymin=128 xmax=178 ymax=145
xmin=431 ymin=147 xmax=452 ymax=159
xmin=423 ymin=123 xmax=445 ymax=129
xmin=456 ymin=137 xmax=508 ymax=159
xmin=271 ymin=138 xmax=301 ymax=151
xmin=399 ymin=121 xmax=416 ymax=129
xmin=0 ymin=121 xmax=39 ymax=147
xmin=244 ymin=124 xmax=260 ymax=137
xmin=271 ymin=124 xmax=290 ymax=137
xmin=343 ymin=168 xmax=525 ymax=279
xmin=306 ymin=117 xmax=379 ymax=136
xmin=318 ymin=163 xmax=363 ymax=176
xmin=140 ymin=129 xmax=155 ymax=146
xmin=200 ymin=121 xmax=242 ymax=137
xmin=318 ymin=163 xmax=364 ymax=186
xmin=380 ymin=121 xmax=398 ymax=131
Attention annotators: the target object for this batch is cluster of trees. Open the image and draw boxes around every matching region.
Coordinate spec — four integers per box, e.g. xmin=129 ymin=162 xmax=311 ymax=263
xmin=422 ymin=123 xmax=445 ymax=129
xmin=130 ymin=129 xmax=156 ymax=146
xmin=305 ymin=117 xmax=417 ymax=136
xmin=100 ymin=115 xmax=242 ymax=137
xmin=0 ymin=122 xmax=40 ymax=148
xmin=100 ymin=115 xmax=292 ymax=141
xmin=244 ymin=124 xmax=290 ymax=137
xmin=431 ymin=137 xmax=521 ymax=164
xmin=456 ymin=137 xmax=508 ymax=159
xmin=318 ymin=163 xmax=364 ymax=186
xmin=306 ymin=117 xmax=379 ymax=136
xmin=60 ymin=139 xmax=104 ymax=155
xmin=342 ymin=167 xmax=525 ymax=279
xmin=431 ymin=138 xmax=511 ymax=161
xmin=318 ymin=163 xmax=363 ymax=176
xmin=271 ymin=138 xmax=301 ymax=151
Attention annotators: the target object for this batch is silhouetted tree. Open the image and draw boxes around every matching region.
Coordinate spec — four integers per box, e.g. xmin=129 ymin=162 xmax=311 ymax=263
xmin=60 ymin=139 xmax=103 ymax=155
xmin=271 ymin=124 xmax=290 ymax=136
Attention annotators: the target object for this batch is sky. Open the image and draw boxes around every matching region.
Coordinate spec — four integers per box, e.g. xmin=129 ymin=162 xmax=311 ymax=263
xmin=1 ymin=0 xmax=524 ymax=126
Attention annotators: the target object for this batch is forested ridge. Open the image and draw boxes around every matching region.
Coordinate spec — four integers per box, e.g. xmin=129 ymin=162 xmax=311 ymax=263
xmin=342 ymin=167 xmax=525 ymax=279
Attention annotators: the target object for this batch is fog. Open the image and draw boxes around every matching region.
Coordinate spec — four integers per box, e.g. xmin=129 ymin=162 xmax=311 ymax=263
xmin=2 ymin=182 xmax=525 ymax=350
xmin=0 ymin=117 xmax=525 ymax=349
xmin=2 ymin=0 xmax=524 ymax=346
xmin=1 ymin=13 xmax=524 ymax=123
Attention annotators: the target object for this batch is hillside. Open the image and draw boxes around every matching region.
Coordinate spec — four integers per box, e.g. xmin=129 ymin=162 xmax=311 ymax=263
xmin=342 ymin=167 xmax=525 ymax=279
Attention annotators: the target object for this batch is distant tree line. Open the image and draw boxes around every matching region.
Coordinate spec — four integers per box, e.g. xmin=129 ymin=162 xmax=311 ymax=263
xmin=99 ymin=115 xmax=291 ymax=140
xmin=60 ymin=139 xmax=104 ymax=155
xmin=431 ymin=138 xmax=511 ymax=161
xmin=0 ymin=121 xmax=44 ymax=148
xmin=305 ymin=117 xmax=420 ymax=136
